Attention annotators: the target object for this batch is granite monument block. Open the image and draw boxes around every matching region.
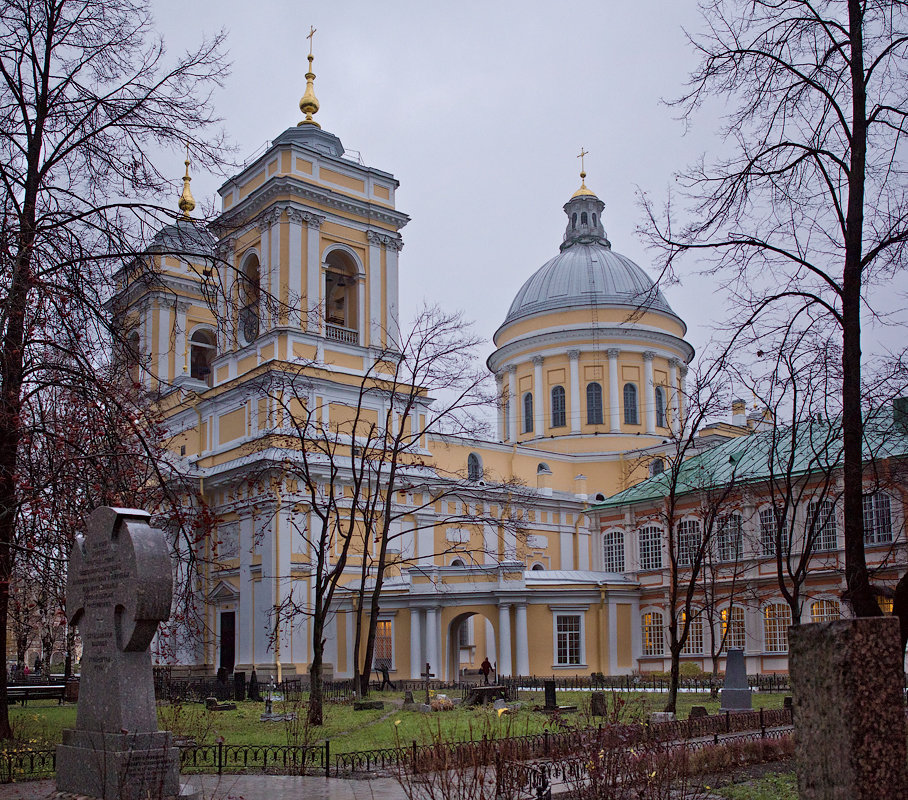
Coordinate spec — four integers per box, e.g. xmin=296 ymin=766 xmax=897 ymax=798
xmin=719 ymin=648 xmax=752 ymax=711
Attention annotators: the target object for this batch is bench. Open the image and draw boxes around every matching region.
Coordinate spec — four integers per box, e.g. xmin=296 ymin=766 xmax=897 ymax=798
xmin=7 ymin=684 xmax=66 ymax=706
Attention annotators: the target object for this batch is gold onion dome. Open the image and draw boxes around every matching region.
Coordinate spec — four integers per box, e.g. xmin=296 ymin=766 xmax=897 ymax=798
xmin=298 ymin=27 xmax=320 ymax=127
xmin=178 ymin=147 xmax=195 ymax=218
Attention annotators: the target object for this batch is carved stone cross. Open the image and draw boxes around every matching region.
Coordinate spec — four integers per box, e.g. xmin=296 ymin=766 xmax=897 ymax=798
xmin=421 ymin=661 xmax=435 ymax=705
xmin=66 ymin=506 xmax=173 ymax=734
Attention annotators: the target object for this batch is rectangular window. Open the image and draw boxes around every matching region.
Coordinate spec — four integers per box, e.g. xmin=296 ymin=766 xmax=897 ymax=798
xmin=759 ymin=507 xmax=788 ymax=557
xmin=374 ymin=620 xmax=393 ymax=669
xmin=642 ymin=612 xmax=664 ymax=656
xmin=807 ymin=500 xmax=838 ymax=552
xmin=863 ymin=493 xmax=893 ymax=545
xmin=763 ymin=604 xmax=792 ymax=653
xmin=555 ymin=615 xmax=582 ymax=665
xmin=680 ymin=611 xmax=703 ymax=655
xmin=551 ymin=386 xmax=566 ymax=428
xmin=721 ymin=606 xmax=746 ymax=651
xmin=677 ymin=519 xmax=701 ymax=567
xmin=639 ymin=526 xmax=662 ymax=570
xmin=716 ymin=514 xmax=743 ymax=562
xmin=603 ymin=531 xmax=625 ymax=572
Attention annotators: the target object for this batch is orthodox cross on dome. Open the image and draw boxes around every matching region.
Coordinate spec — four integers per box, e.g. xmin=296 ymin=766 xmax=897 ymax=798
xmin=572 ymin=147 xmax=595 ymax=198
xmin=577 ymin=146 xmax=589 ymax=178
xmin=299 ymin=25 xmax=321 ymax=127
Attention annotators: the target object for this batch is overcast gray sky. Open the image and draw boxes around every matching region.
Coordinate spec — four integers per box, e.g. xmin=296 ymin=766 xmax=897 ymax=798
xmin=150 ymin=0 xmax=769 ymax=373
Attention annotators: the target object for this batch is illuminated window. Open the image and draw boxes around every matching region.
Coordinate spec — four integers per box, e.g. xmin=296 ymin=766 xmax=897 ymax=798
xmin=807 ymin=500 xmax=838 ymax=552
xmin=551 ymin=386 xmax=566 ymax=428
xmin=623 ymin=383 xmax=638 ymax=425
xmin=716 ymin=514 xmax=743 ymax=562
xmin=642 ymin=612 xmax=664 ymax=656
xmin=639 ymin=526 xmax=662 ymax=570
xmin=555 ymin=614 xmax=582 ymax=665
xmin=763 ymin=604 xmax=792 ymax=653
xmin=759 ymin=507 xmax=788 ymax=557
xmin=680 ymin=609 xmax=703 ymax=655
xmin=879 ymin=595 xmax=894 ymax=614
xmin=677 ymin=519 xmax=701 ymax=567
xmin=375 ymin=620 xmax=393 ymax=669
xmin=721 ymin=606 xmax=746 ymax=651
xmin=586 ymin=382 xmax=603 ymax=425
xmin=523 ymin=392 xmax=534 ymax=433
xmin=810 ymin=599 xmax=840 ymax=623
xmin=603 ymin=531 xmax=625 ymax=572
xmin=863 ymin=493 xmax=892 ymax=544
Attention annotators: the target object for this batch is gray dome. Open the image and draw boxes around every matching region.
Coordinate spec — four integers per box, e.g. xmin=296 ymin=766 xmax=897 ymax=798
xmin=502 ymin=240 xmax=678 ymax=326
xmin=149 ymin=219 xmax=215 ymax=257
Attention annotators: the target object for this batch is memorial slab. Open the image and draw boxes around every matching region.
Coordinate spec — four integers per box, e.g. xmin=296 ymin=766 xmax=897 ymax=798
xmin=719 ymin=648 xmax=752 ymax=711
xmin=55 ymin=507 xmax=189 ymax=800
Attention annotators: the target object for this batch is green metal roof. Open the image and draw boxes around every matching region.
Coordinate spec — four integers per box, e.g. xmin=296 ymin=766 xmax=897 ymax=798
xmin=592 ymin=409 xmax=908 ymax=511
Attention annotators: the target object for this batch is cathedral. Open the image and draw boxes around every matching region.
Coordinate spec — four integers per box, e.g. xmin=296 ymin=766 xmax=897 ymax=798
xmin=112 ymin=49 xmax=905 ymax=682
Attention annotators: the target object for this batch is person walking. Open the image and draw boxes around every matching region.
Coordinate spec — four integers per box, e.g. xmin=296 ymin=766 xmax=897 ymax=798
xmin=480 ymin=657 xmax=493 ymax=685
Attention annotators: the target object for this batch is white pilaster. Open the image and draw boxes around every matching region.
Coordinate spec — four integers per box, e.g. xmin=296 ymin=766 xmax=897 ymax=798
xmin=386 ymin=239 xmax=402 ymax=348
xmin=560 ymin=525 xmax=574 ymax=570
xmin=507 ymin=365 xmax=517 ymax=442
xmin=514 ymin=604 xmax=529 ymax=676
xmin=577 ymin=527 xmax=590 ymax=571
xmin=669 ymin=359 xmax=681 ymax=435
xmin=608 ymin=348 xmax=621 ymax=431
xmin=679 ymin=365 xmax=688 ymax=430
xmin=608 ymin=601 xmax=618 ymax=675
xmin=495 ymin=372 xmax=505 ymax=441
xmin=483 ymin=523 xmax=498 ymax=565
xmin=237 ymin=515 xmax=255 ymax=666
xmin=367 ymin=231 xmax=382 ymax=348
xmin=410 ymin=608 xmax=423 ymax=679
xmin=286 ymin=208 xmax=303 ymax=328
xmin=568 ymin=349 xmax=581 ymax=433
xmin=532 ymin=356 xmax=544 ymax=435
xmin=156 ymin=301 xmax=171 ymax=386
xmin=356 ymin=272 xmax=366 ymax=346
xmin=425 ymin=607 xmax=440 ymax=676
xmin=258 ymin=218 xmax=271 ymax=330
xmin=497 ymin=604 xmax=512 ymax=677
xmin=416 ymin=515 xmax=435 ymax=567
xmin=304 ymin=213 xmax=323 ymax=333
xmin=175 ymin=302 xmax=188 ymax=379
xmin=643 ymin=351 xmax=656 ymax=434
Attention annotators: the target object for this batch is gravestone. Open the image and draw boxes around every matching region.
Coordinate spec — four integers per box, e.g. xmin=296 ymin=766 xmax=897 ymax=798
xmin=689 ymin=705 xmax=708 ymax=719
xmin=719 ymin=648 xmax=752 ymax=711
xmin=421 ymin=662 xmax=435 ymax=705
xmin=790 ymin=617 xmax=908 ymax=800
xmin=56 ymin=507 xmax=188 ymax=800
xmin=590 ymin=691 xmax=607 ymax=717
xmin=543 ymin=679 xmax=557 ymax=710
xmin=234 ymin=671 xmax=246 ymax=702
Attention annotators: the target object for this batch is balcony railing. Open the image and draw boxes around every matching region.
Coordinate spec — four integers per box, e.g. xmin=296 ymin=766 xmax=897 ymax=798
xmin=326 ymin=323 xmax=358 ymax=345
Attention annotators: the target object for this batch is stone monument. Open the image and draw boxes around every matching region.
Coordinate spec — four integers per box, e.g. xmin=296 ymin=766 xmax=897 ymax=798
xmin=719 ymin=648 xmax=752 ymax=711
xmin=56 ymin=507 xmax=189 ymax=800
xmin=790 ymin=617 xmax=907 ymax=800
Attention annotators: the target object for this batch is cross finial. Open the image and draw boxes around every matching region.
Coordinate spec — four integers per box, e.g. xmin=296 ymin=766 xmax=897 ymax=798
xmin=577 ymin=147 xmax=589 ymax=180
xmin=307 ymin=25 xmax=317 ymax=56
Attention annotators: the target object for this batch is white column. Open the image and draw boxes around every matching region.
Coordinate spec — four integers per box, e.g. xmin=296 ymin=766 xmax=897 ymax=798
xmin=410 ymin=608 xmax=423 ymax=679
xmin=532 ymin=356 xmax=544 ymax=435
xmin=485 ymin=620 xmax=496 ymax=664
xmin=175 ymin=301 xmax=188 ymax=379
xmin=568 ymin=349 xmax=581 ymax=433
xmin=367 ymin=231 xmax=382 ymax=348
xmin=304 ymin=213 xmax=323 ymax=333
xmin=669 ymin=358 xmax=681 ymax=435
xmin=514 ymin=604 xmax=529 ymax=676
xmin=483 ymin=523 xmax=498 ymax=565
xmin=356 ymin=272 xmax=366 ymax=346
xmin=608 ymin=602 xmax=618 ymax=675
xmin=497 ymin=604 xmax=512 ymax=677
xmin=286 ymin=209 xmax=303 ymax=328
xmin=258 ymin=219 xmax=272 ymax=331
xmin=156 ymin=300 xmax=171 ymax=387
xmin=496 ymin=373 xmax=505 ymax=441
xmin=425 ymin=607 xmax=440 ymax=676
xmin=608 ymin=348 xmax=621 ymax=431
xmin=386 ymin=239 xmax=402 ymax=348
xmin=644 ymin=350 xmax=656 ymax=434
xmin=679 ymin=365 xmax=688 ymax=430
xmin=507 ymin=365 xmax=517 ymax=442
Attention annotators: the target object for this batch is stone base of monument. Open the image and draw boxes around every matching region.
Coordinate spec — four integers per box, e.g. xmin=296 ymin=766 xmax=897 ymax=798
xmin=56 ymin=729 xmax=194 ymax=800
xmin=719 ymin=687 xmax=753 ymax=711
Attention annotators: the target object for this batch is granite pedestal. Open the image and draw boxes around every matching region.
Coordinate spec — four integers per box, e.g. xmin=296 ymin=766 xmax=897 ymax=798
xmin=719 ymin=648 xmax=752 ymax=711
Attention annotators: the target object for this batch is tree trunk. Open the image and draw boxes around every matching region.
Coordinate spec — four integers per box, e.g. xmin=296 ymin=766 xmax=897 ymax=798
xmin=665 ymin=649 xmax=680 ymax=713
xmin=307 ymin=617 xmax=325 ymax=727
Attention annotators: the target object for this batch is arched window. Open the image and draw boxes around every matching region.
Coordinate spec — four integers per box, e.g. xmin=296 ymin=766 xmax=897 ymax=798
xmin=676 ymin=519 xmax=701 ymax=566
xmin=580 ymin=211 xmax=588 ymax=225
xmin=623 ymin=383 xmax=638 ymax=425
xmin=863 ymin=492 xmax=893 ymax=544
xmin=537 ymin=462 xmax=551 ymax=474
xmin=639 ymin=526 xmax=662 ymax=570
xmin=592 ymin=213 xmax=597 ymax=227
xmin=716 ymin=514 xmax=743 ymax=562
xmin=239 ymin=252 xmax=260 ymax=345
xmin=810 ymin=599 xmax=840 ymax=622
xmin=642 ymin=612 xmax=664 ymax=656
xmin=571 ymin=212 xmax=577 ymax=230
xmin=551 ymin=385 xmax=566 ymax=427
xmin=721 ymin=606 xmax=746 ymax=651
xmin=680 ymin=610 xmax=703 ymax=655
xmin=586 ymin=382 xmax=603 ymax=425
xmin=763 ymin=603 xmax=792 ymax=653
xmin=324 ymin=249 xmax=359 ymax=343
xmin=467 ymin=453 xmax=483 ymax=482
xmin=450 ymin=558 xmax=465 ymax=567
xmin=531 ymin=562 xmax=545 ymax=571
xmin=523 ymin=392 xmax=534 ymax=433
xmin=649 ymin=458 xmax=665 ymax=477
xmin=189 ymin=329 xmax=217 ymax=387
xmin=603 ymin=530 xmax=625 ymax=572
xmin=655 ymin=386 xmax=667 ymax=428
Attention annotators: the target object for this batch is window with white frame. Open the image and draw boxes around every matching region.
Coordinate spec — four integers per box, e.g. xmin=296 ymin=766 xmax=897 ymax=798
xmin=759 ymin=506 xmax=789 ymax=557
xmin=716 ymin=514 xmax=743 ymax=562
xmin=374 ymin=619 xmax=393 ymax=669
xmin=680 ymin=609 xmax=703 ymax=655
xmin=586 ymin=382 xmax=603 ymax=425
xmin=810 ymin=599 xmax=840 ymax=623
xmin=555 ymin=614 xmax=583 ymax=665
xmin=603 ymin=530 xmax=625 ymax=572
xmin=807 ymin=500 xmax=838 ymax=551
xmin=655 ymin=386 xmax=667 ymax=428
xmin=458 ymin=617 xmax=473 ymax=647
xmin=863 ymin=492 xmax=893 ymax=544
xmin=623 ymin=383 xmax=639 ymax=425
xmin=642 ymin=611 xmax=664 ymax=656
xmin=551 ymin=385 xmax=566 ymax=428
xmin=763 ymin=604 xmax=792 ymax=653
xmin=721 ymin=606 xmax=746 ymax=651
xmin=677 ymin=519 xmax=701 ymax=567
xmin=639 ymin=526 xmax=663 ymax=570
xmin=523 ymin=392 xmax=534 ymax=433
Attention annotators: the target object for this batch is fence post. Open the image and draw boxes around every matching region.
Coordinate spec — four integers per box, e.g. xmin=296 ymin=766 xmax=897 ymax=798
xmin=760 ymin=707 xmax=766 ymax=738
xmin=217 ymin=740 xmax=223 ymax=776
xmin=325 ymin=739 xmax=330 ymax=779
xmin=544 ymin=730 xmax=550 ymax=756
xmin=725 ymin=710 xmax=730 ymax=733
xmin=412 ymin=740 xmax=418 ymax=774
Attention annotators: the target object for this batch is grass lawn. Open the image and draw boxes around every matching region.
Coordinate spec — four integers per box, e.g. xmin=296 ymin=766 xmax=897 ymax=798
xmin=3 ymin=689 xmax=787 ymax=754
xmin=715 ymin=773 xmax=797 ymax=799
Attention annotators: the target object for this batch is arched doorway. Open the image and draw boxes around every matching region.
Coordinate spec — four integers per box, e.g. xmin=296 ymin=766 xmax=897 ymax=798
xmin=446 ymin=611 xmax=497 ymax=683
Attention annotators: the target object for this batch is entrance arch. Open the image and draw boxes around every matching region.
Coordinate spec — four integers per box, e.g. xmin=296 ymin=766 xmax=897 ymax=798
xmin=446 ymin=610 xmax=497 ymax=683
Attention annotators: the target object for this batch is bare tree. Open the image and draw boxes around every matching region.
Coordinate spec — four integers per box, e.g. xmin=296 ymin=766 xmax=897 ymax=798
xmin=0 ymin=0 xmax=227 ymax=737
xmin=643 ymin=0 xmax=908 ymax=618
